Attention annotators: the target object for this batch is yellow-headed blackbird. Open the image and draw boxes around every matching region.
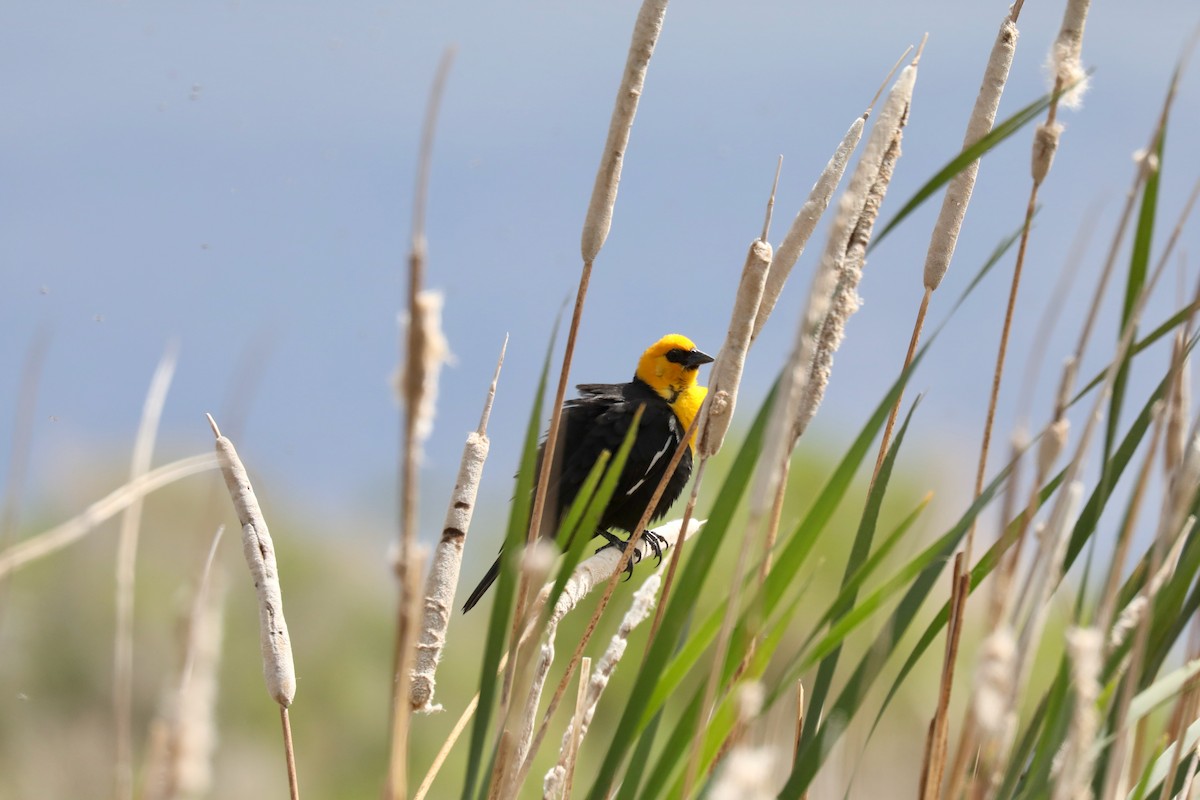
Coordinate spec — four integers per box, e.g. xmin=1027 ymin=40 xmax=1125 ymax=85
xmin=462 ymin=334 xmax=714 ymax=613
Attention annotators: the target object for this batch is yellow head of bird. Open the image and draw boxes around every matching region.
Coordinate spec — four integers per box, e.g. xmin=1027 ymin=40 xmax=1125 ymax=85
xmin=635 ymin=334 xmax=714 ymax=404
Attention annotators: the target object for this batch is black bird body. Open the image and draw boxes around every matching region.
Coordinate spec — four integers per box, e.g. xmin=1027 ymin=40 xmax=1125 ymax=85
xmin=462 ymin=334 xmax=712 ymax=613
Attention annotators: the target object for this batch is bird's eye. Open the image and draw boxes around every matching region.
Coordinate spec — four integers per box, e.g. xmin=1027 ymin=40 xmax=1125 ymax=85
xmin=664 ymin=348 xmax=689 ymax=364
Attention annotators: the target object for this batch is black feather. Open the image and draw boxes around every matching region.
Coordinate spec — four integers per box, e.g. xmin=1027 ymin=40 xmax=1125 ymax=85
xmin=461 ymin=378 xmax=691 ymax=613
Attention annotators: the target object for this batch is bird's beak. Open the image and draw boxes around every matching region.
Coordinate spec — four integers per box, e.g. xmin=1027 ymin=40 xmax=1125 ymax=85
xmin=685 ymin=349 xmax=715 ymax=368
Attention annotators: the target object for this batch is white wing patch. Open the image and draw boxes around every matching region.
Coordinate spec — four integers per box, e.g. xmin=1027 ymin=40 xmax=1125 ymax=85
xmin=625 ymin=433 xmax=676 ymax=497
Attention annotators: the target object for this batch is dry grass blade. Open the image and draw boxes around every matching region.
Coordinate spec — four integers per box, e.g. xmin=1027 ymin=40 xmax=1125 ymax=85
xmin=113 ymin=342 xmax=177 ymax=800
xmin=410 ymin=336 xmax=506 ymax=714
xmin=0 ymin=453 xmax=219 ymax=579
xmin=208 ymin=414 xmax=299 ymax=799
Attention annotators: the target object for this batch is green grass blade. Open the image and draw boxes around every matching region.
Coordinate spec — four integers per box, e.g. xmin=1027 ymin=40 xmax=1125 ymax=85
xmin=798 ymin=399 xmax=920 ymax=746
xmin=584 ymin=385 xmax=775 ymax=800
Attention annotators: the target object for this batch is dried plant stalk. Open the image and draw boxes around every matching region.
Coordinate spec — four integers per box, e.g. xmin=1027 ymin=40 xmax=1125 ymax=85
xmin=114 ymin=343 xmax=178 ymax=800
xmin=410 ymin=337 xmax=505 ymax=714
xmin=0 ymin=453 xmax=218 ymax=579
xmin=752 ymin=114 xmax=866 ymax=342
xmin=142 ymin=526 xmax=227 ymax=800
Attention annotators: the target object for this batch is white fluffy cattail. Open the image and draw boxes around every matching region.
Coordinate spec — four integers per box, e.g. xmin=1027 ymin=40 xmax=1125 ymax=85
xmin=1048 ymin=0 xmax=1091 ymax=109
xmin=973 ymin=627 xmax=1017 ymax=737
xmin=395 ymin=289 xmax=452 ymax=445
xmin=1053 ymin=627 xmax=1102 ymax=800
xmin=544 ymin=575 xmax=661 ymax=799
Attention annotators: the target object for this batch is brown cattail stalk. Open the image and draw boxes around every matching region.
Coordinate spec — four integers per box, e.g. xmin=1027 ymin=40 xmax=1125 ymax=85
xmin=509 ymin=0 xmax=671 ymax=720
xmin=969 ymin=0 xmax=1091 ymax=565
xmin=410 ymin=337 xmax=506 ymax=714
xmin=919 ymin=554 xmax=970 ymax=799
xmin=208 ymin=414 xmax=299 ymax=800
xmin=0 ymin=453 xmax=218 ymax=579
xmin=874 ymin=8 xmax=1021 ymax=485
xmin=114 ymin=343 xmax=178 ymax=800
xmin=389 ymin=46 xmax=455 ymax=800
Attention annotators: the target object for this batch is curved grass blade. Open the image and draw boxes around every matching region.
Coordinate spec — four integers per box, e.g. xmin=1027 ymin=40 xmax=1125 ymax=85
xmin=799 ymin=399 xmax=921 ymax=746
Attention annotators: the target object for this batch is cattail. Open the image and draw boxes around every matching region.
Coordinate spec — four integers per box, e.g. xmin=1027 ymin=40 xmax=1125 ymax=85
xmin=710 ymin=746 xmax=781 ymax=800
xmin=753 ymin=114 xmax=866 ymax=341
xmin=410 ymin=338 xmax=505 ymax=714
xmin=580 ymin=0 xmax=670 ymax=263
xmin=208 ymin=414 xmax=295 ymax=708
xmin=1031 ymin=121 xmax=1064 ymax=185
xmin=973 ymin=627 xmax=1017 ymax=737
xmin=1048 ymin=0 xmax=1091 ymax=109
xmin=394 ymin=289 xmax=452 ymax=445
xmin=1038 ymin=418 xmax=1071 ymax=477
xmin=699 ymin=238 xmax=771 ymax=458
xmin=795 ymin=58 xmax=918 ymax=439
xmin=923 ymin=16 xmax=1019 ymax=292
xmin=1053 ymin=627 xmax=1102 ymax=800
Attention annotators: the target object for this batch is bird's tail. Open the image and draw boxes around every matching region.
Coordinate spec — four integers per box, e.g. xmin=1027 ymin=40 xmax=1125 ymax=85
xmin=462 ymin=555 xmax=501 ymax=613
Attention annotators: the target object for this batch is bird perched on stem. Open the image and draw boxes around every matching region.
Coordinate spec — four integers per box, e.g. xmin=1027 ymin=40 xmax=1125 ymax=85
xmin=462 ymin=334 xmax=714 ymax=613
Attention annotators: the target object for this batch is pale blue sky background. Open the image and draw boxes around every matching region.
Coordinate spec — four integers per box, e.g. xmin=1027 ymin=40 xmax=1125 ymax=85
xmin=2 ymin=2 xmax=1199 ymax=547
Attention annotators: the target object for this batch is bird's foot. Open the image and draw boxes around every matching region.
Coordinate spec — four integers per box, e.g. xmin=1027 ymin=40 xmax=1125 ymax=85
xmin=594 ymin=531 xmax=639 ymax=580
xmin=643 ymin=529 xmax=667 ymax=566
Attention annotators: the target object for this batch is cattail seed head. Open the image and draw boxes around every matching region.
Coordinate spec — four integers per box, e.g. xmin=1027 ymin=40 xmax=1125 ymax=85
xmin=1031 ymin=121 xmax=1063 ymax=184
xmin=209 ymin=417 xmax=296 ymax=707
xmin=974 ymin=627 xmax=1016 ymax=736
xmin=1048 ymin=0 xmax=1091 ymax=109
xmin=700 ymin=238 xmax=772 ymax=458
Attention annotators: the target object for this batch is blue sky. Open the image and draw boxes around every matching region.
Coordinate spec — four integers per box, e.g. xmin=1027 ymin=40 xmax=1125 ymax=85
xmin=2 ymin=1 xmax=1198 ymax=546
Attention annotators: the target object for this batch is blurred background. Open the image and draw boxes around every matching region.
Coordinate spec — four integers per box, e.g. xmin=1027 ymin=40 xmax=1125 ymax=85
xmin=2 ymin=1 xmax=1199 ymax=797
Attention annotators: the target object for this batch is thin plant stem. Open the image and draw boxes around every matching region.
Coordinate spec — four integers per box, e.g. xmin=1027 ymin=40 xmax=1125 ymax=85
xmin=281 ymin=707 xmax=300 ymax=800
